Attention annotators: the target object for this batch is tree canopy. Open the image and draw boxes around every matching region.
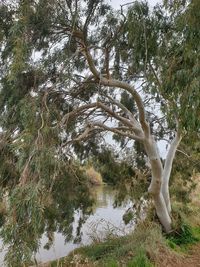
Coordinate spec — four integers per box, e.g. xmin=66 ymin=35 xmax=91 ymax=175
xmin=0 ymin=0 xmax=199 ymax=265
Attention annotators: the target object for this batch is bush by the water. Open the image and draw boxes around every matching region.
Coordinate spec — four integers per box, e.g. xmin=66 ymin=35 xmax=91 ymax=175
xmin=85 ymin=166 xmax=103 ymax=185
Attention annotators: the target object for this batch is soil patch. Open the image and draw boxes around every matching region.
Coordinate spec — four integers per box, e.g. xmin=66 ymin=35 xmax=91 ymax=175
xmin=156 ymin=243 xmax=200 ymax=267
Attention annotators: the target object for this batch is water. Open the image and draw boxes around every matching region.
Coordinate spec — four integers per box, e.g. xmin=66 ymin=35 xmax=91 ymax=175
xmin=0 ymin=185 xmax=133 ymax=265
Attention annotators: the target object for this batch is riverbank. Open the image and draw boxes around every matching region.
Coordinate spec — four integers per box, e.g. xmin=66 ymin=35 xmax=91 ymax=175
xmin=33 ymin=177 xmax=200 ymax=267
xmin=36 ymin=205 xmax=200 ymax=267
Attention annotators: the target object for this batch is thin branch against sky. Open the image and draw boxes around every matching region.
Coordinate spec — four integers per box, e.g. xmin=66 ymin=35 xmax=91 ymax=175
xmin=108 ymin=0 xmax=163 ymax=8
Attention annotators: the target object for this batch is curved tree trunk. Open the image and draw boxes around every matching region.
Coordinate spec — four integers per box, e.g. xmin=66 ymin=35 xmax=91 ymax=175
xmin=144 ymin=137 xmax=172 ymax=233
xmin=77 ymin=39 xmax=181 ymax=233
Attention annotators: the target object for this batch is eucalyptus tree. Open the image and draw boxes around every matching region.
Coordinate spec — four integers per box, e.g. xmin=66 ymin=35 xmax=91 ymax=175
xmin=0 ymin=0 xmax=199 ymax=265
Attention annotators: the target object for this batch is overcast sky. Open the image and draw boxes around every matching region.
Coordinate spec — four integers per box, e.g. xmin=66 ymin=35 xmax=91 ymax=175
xmin=108 ymin=0 xmax=162 ymax=8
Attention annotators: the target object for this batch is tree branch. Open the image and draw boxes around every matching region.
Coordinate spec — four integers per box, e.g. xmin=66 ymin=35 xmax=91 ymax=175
xmin=103 ymin=94 xmax=143 ymax=136
xmin=81 ymin=47 xmax=150 ymax=137
xmin=92 ymin=122 xmax=144 ymax=141
xmin=100 ymin=77 xmax=150 ymax=137
xmin=62 ymin=101 xmax=139 ymax=130
xmin=97 ymin=101 xmax=137 ymax=128
xmin=64 ymin=125 xmax=93 ymax=145
xmin=65 ymin=24 xmax=150 ymax=138
xmin=61 ymin=103 xmax=98 ymax=125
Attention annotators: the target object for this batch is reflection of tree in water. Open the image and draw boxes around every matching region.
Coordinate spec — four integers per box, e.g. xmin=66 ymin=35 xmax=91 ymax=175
xmin=89 ymin=186 xmax=116 ymax=213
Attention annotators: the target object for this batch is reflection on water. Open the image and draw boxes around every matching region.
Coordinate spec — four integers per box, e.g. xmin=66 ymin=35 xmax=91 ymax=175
xmin=93 ymin=185 xmax=115 ymax=207
xmin=0 ymin=186 xmax=133 ymax=265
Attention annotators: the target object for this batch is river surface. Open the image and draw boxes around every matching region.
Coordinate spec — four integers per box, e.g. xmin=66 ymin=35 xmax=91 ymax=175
xmin=0 ymin=185 xmax=133 ymax=265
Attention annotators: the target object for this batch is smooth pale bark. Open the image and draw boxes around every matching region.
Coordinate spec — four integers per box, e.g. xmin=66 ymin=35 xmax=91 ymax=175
xmin=144 ymin=137 xmax=172 ymax=233
xmin=162 ymin=133 xmax=182 ymax=213
xmin=154 ymin=193 xmax=172 ymax=233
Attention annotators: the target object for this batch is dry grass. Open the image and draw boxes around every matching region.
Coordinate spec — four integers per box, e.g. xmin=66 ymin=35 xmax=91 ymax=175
xmin=190 ymin=174 xmax=200 ymax=205
xmin=0 ymin=201 xmax=6 ymax=214
xmin=85 ymin=167 xmax=103 ymax=186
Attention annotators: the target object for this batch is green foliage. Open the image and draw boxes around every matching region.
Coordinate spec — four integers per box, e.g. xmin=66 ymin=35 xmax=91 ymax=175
xmin=127 ymin=1 xmax=158 ymax=72
xmin=0 ymin=183 xmax=44 ymax=265
xmin=170 ymin=135 xmax=200 ymax=203
xmin=91 ymin=147 xmax=149 ymax=219
xmin=167 ymin=223 xmax=199 ymax=246
xmin=121 ymin=91 xmax=136 ymax=114
xmin=166 ymin=204 xmax=200 ymax=247
xmin=0 ymin=162 xmax=94 ymax=265
xmin=93 ymin=148 xmax=135 ymax=185
xmin=158 ymin=0 xmax=200 ymax=131
xmin=123 ymin=210 xmax=135 ymax=225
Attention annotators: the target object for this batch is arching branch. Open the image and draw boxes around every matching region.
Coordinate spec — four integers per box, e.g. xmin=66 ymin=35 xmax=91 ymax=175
xmin=92 ymin=122 xmax=144 ymax=141
xmin=62 ymin=101 xmax=141 ymax=131
xmin=80 ymin=45 xmax=150 ymax=137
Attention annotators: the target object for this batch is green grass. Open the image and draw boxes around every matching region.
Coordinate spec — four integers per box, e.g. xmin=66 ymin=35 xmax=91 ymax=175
xmin=167 ymin=223 xmax=199 ymax=246
xmin=49 ymin=216 xmax=200 ymax=267
xmin=77 ymin=235 xmax=128 ymax=260
xmin=73 ymin=219 xmax=200 ymax=266
xmin=49 ymin=258 xmax=66 ymax=267
xmin=127 ymin=249 xmax=154 ymax=267
xmin=163 ymin=202 xmax=200 ymax=253
xmin=99 ymin=249 xmax=154 ymax=267
xmin=166 ymin=224 xmax=200 ymax=254
xmin=72 ymin=221 xmax=163 ymax=266
xmin=103 ymin=257 xmax=118 ymax=267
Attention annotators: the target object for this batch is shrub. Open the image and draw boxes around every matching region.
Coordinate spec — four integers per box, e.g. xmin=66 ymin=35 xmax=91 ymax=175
xmin=167 ymin=223 xmax=199 ymax=245
xmin=85 ymin=166 xmax=103 ymax=185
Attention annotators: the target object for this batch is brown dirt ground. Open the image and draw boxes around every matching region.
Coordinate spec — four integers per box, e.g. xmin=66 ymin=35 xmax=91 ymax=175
xmin=155 ymin=243 xmax=200 ymax=267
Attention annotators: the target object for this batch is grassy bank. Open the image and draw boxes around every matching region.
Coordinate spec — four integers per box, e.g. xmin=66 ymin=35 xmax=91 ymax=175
xmin=40 ymin=204 xmax=200 ymax=267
